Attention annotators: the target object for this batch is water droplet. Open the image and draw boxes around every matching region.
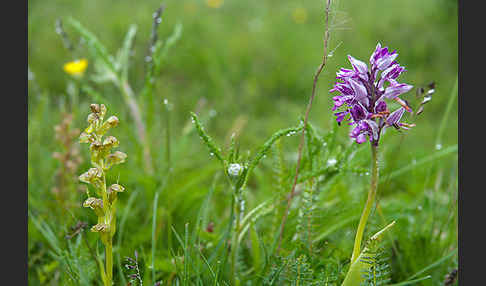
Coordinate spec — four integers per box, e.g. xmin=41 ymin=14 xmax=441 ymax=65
xmin=164 ymin=99 xmax=169 ymax=105
xmin=228 ymin=163 xmax=243 ymax=177
xmin=156 ymin=18 xmax=162 ymax=24
xmin=435 ymin=143 xmax=442 ymax=150
xmin=145 ymin=56 xmax=152 ymax=62
xmin=326 ymin=158 xmax=337 ymax=167
xmin=417 ymin=205 xmax=423 ymax=211
xmin=209 ymin=152 xmax=214 ymax=156
xmin=365 ymin=172 xmax=370 ymax=176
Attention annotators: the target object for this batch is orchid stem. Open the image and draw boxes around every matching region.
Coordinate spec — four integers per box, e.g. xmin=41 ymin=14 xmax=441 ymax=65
xmin=351 ymin=144 xmax=379 ymax=263
xmin=105 ymin=240 xmax=113 ymax=286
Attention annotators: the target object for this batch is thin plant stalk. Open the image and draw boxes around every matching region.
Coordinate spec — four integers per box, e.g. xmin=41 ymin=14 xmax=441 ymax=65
xmin=106 ymin=240 xmax=113 ymax=285
xmin=230 ymin=192 xmax=242 ymax=285
xmin=118 ymin=79 xmax=153 ymax=174
xmin=277 ymin=0 xmax=332 ymax=252
xmin=350 ymin=144 xmax=379 ymax=263
xmin=164 ymin=100 xmax=172 ymax=174
xmin=152 ymin=191 xmax=160 ymax=283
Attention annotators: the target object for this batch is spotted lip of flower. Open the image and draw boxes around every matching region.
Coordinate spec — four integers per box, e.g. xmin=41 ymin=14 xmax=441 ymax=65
xmin=330 ymin=43 xmax=414 ymax=145
xmin=63 ymin=58 xmax=88 ymax=76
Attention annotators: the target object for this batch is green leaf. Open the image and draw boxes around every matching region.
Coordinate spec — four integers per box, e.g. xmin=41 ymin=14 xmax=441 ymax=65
xmin=341 ymin=221 xmax=395 ymax=286
xmin=242 ymin=123 xmax=304 ymax=188
xmin=191 ymin=112 xmax=225 ymax=164
xmin=153 ymin=22 xmax=183 ymax=75
xmin=116 ymin=24 xmax=137 ymax=81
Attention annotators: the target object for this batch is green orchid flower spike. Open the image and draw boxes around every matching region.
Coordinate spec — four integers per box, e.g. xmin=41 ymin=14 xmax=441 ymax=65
xmin=78 ymin=103 xmax=127 ymax=286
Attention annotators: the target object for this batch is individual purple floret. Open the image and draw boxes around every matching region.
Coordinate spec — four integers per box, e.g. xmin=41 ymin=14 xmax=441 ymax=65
xmin=331 ymin=43 xmax=415 ymax=145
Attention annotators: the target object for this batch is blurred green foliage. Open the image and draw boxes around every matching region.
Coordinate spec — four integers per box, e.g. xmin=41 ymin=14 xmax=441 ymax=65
xmin=28 ymin=0 xmax=457 ymax=285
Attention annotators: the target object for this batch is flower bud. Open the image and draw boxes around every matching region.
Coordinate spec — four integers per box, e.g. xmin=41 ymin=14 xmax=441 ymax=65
xmin=90 ymin=104 xmax=100 ymax=114
xmin=106 ymin=116 xmax=119 ymax=127
xmin=79 ymin=167 xmax=102 ymax=184
xmin=100 ymin=104 xmax=107 ymax=118
xmin=107 ymin=184 xmax=125 ymax=203
xmin=103 ymin=136 xmax=119 ymax=148
xmin=98 ymin=116 xmax=119 ymax=135
xmin=89 ymin=140 xmax=104 ymax=164
xmin=87 ymin=113 xmax=99 ymax=125
xmin=52 ymin=152 xmax=62 ymax=160
xmin=108 ymin=184 xmax=125 ymax=193
xmin=91 ymin=223 xmax=109 ymax=233
xmin=83 ymin=197 xmax=104 ymax=216
xmin=105 ymin=151 xmax=127 ymax=168
xmin=84 ymin=124 xmax=95 ymax=134
xmin=83 ymin=197 xmax=103 ymax=209
xmin=54 ymin=124 xmax=62 ymax=133
xmin=66 ymin=160 xmax=76 ymax=172
xmin=90 ymin=140 xmax=102 ymax=150
xmin=227 ymin=163 xmax=243 ymax=177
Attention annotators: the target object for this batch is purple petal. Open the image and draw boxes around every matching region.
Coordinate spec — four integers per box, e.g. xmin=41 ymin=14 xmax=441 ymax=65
xmin=348 ymin=55 xmax=369 ymax=75
xmin=336 ymin=68 xmax=356 ymax=80
xmin=370 ymin=43 xmax=399 ymax=71
xmin=386 ymin=107 xmax=405 ymax=126
xmin=383 ymin=80 xmax=413 ymax=99
xmin=350 ymin=124 xmax=362 ymax=137
xmin=332 ymin=95 xmax=354 ymax=110
xmin=374 ymin=100 xmax=387 ymax=113
xmin=364 ymin=119 xmax=379 ymax=140
xmin=356 ymin=133 xmax=367 ymax=144
xmin=378 ymin=64 xmax=406 ymax=89
xmin=330 ymin=81 xmax=354 ymax=95
xmin=376 ymin=52 xmax=398 ymax=70
xmin=350 ymin=104 xmax=368 ymax=121
xmin=348 ymin=79 xmax=369 ymax=107
xmin=335 ymin=111 xmax=348 ymax=123
xmin=370 ymin=43 xmax=383 ymax=65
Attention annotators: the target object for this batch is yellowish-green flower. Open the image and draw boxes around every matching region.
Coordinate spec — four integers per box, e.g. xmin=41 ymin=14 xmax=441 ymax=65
xmin=292 ymin=7 xmax=308 ymax=24
xmin=206 ymin=0 xmax=223 ymax=9
xmin=63 ymin=59 xmax=88 ymax=76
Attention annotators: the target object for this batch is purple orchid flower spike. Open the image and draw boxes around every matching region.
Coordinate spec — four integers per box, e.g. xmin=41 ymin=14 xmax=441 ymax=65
xmin=330 ymin=43 xmax=414 ymax=145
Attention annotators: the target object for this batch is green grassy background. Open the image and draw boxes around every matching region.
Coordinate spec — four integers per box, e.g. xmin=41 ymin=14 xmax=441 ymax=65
xmin=28 ymin=0 xmax=458 ymax=285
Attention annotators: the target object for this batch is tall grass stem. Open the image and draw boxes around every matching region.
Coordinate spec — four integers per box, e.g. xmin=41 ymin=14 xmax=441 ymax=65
xmin=277 ymin=0 xmax=332 ymax=253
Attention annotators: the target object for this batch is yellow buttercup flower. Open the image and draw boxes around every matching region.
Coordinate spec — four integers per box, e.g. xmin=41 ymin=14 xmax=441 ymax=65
xmin=206 ymin=0 xmax=223 ymax=9
xmin=63 ymin=59 xmax=88 ymax=76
